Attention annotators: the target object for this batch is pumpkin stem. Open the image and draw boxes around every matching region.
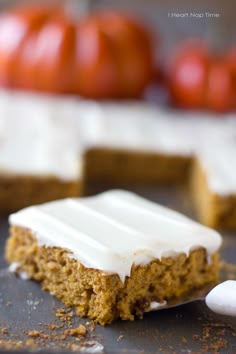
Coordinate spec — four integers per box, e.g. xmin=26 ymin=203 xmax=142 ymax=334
xmin=64 ymin=0 xmax=94 ymax=21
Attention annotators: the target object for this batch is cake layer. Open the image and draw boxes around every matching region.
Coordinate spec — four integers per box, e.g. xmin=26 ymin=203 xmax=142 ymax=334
xmin=0 ymin=174 xmax=81 ymax=213
xmin=6 ymin=228 xmax=220 ymax=325
xmin=7 ymin=191 xmax=221 ymax=324
xmin=9 ymin=190 xmax=222 ymax=282
xmin=84 ymin=148 xmax=191 ymax=185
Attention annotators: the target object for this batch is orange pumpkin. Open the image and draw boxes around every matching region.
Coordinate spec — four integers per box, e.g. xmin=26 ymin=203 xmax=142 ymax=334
xmin=0 ymin=4 xmax=155 ymax=99
xmin=168 ymin=42 xmax=235 ymax=112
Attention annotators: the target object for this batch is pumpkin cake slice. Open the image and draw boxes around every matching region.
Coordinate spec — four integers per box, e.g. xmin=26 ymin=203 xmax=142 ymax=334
xmin=6 ymin=190 xmax=222 ymax=325
xmin=0 ymin=91 xmax=82 ymax=212
xmin=191 ymin=143 xmax=236 ymax=230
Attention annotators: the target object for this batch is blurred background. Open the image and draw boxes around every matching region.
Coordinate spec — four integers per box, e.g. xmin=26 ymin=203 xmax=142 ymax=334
xmin=0 ymin=0 xmax=235 ymax=53
xmin=98 ymin=0 xmax=235 ymax=57
xmin=0 ymin=0 xmax=235 ymax=110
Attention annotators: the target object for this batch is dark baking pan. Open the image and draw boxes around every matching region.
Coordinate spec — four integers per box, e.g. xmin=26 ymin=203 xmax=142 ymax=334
xmin=0 ymin=184 xmax=236 ymax=353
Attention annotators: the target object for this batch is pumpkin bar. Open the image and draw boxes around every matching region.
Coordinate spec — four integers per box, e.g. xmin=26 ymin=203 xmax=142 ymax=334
xmin=84 ymin=147 xmax=191 ymax=185
xmin=0 ymin=91 xmax=82 ymax=211
xmin=6 ymin=190 xmax=222 ymax=325
xmin=191 ymin=143 xmax=236 ymax=229
xmin=0 ymin=174 xmax=81 ymax=214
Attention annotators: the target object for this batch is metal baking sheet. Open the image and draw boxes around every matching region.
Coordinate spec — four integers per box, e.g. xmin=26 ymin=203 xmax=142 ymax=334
xmin=0 ymin=184 xmax=236 ymax=353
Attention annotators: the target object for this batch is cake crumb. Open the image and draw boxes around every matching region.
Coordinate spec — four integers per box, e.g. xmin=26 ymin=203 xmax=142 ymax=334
xmin=0 ymin=339 xmax=23 ymax=349
xmin=69 ymin=343 xmax=82 ymax=351
xmin=56 ymin=307 xmax=73 ymax=323
xmin=27 ymin=330 xmax=41 ymax=338
xmin=41 ymin=323 xmax=64 ymax=330
xmin=25 ymin=338 xmax=37 ymax=347
xmin=65 ymin=325 xmax=87 ymax=337
xmin=27 ymin=330 xmax=49 ymax=339
xmin=192 ymin=320 xmax=235 ymax=352
xmin=203 ymin=338 xmax=228 ymax=352
xmin=0 ymin=328 xmax=9 ymax=335
xmin=87 ymin=320 xmax=96 ymax=332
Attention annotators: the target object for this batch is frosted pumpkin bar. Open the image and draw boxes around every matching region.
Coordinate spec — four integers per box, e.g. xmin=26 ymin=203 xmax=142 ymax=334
xmin=6 ymin=190 xmax=222 ymax=325
xmin=0 ymin=93 xmax=82 ymax=212
xmin=191 ymin=142 xmax=236 ymax=229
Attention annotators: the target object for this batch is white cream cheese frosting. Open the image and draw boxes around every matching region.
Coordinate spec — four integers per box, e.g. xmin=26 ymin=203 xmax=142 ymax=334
xmin=9 ymin=190 xmax=222 ymax=282
xmin=0 ymin=89 xmax=236 ymax=194
xmin=0 ymin=91 xmax=85 ymax=181
xmin=197 ymin=140 xmax=236 ymax=195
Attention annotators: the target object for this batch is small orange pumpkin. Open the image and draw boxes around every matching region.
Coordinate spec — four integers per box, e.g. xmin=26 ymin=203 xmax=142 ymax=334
xmin=0 ymin=4 xmax=155 ymax=99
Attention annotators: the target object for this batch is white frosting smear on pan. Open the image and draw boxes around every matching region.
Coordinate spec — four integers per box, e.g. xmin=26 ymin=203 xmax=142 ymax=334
xmin=9 ymin=190 xmax=222 ymax=282
xmin=206 ymin=280 xmax=236 ymax=317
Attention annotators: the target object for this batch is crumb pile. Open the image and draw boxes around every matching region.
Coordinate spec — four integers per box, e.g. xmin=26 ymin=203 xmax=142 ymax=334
xmin=0 ymin=306 xmax=103 ymax=352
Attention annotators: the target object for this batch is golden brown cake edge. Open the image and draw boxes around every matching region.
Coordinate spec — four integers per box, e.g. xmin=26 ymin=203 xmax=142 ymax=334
xmin=6 ymin=226 xmax=220 ymax=325
xmin=191 ymin=158 xmax=236 ymax=230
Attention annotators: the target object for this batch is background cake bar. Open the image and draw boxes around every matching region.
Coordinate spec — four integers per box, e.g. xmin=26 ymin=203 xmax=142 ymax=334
xmin=191 ymin=144 xmax=236 ymax=229
xmin=0 ymin=91 xmax=236 ymax=229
